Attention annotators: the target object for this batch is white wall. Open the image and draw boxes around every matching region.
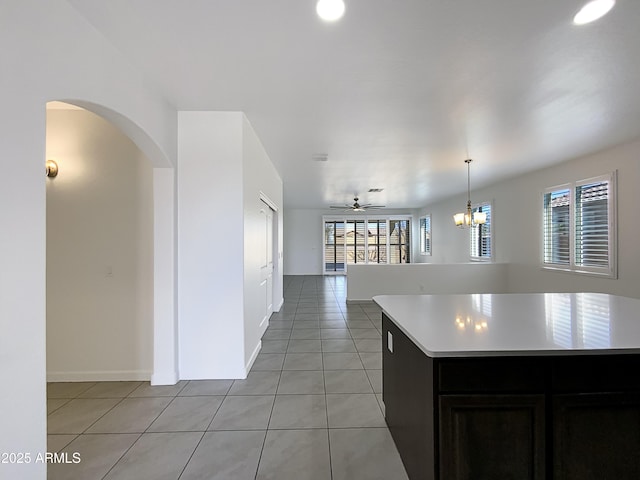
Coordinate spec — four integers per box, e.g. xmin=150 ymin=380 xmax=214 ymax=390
xmin=178 ymin=112 xmax=246 ymax=379
xmin=46 ymin=108 xmax=153 ymax=381
xmin=284 ymin=208 xmax=416 ymax=275
xmin=242 ymin=116 xmax=284 ymax=371
xmin=284 ymin=209 xmax=325 ymax=274
xmin=152 ymin=167 xmax=179 ymax=385
xmin=0 ymin=2 xmax=176 ymax=477
xmin=347 ymin=263 xmax=509 ymax=301
xmin=178 ymin=112 xmax=283 ymax=379
xmin=414 ymin=206 xmax=471 ymax=264
xmin=415 ymin=138 xmax=640 ymax=299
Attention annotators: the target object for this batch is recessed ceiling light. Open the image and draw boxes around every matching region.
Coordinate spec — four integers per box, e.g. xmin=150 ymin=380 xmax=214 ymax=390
xmin=573 ymin=0 xmax=616 ymax=25
xmin=316 ymin=0 xmax=345 ymax=22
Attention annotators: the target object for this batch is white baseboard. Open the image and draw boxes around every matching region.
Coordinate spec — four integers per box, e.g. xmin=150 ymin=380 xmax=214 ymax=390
xmin=180 ymin=364 xmax=246 ymax=380
xmin=274 ymin=297 xmax=284 ymax=312
xmin=245 ymin=341 xmax=261 ymax=375
xmin=47 ymin=370 xmax=151 ymax=382
xmin=151 ymin=370 xmax=179 ymax=386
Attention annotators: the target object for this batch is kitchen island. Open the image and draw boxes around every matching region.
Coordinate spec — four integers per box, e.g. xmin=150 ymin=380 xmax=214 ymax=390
xmin=374 ymin=293 xmax=640 ymax=480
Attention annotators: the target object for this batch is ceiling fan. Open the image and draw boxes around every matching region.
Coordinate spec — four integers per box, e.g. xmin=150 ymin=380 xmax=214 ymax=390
xmin=329 ymin=197 xmax=386 ymax=212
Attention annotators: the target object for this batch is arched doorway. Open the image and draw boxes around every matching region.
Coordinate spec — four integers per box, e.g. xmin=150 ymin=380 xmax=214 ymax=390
xmin=46 ymin=100 xmax=177 ymax=385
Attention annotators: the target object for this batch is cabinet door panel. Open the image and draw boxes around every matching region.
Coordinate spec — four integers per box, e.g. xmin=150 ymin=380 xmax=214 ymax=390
xmin=439 ymin=395 xmax=545 ymax=480
xmin=553 ymin=393 xmax=640 ymax=480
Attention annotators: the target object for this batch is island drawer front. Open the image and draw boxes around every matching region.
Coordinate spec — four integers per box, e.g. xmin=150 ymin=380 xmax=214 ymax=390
xmin=438 ymin=358 xmax=547 ymax=393
xmin=551 ymin=355 xmax=640 ymax=393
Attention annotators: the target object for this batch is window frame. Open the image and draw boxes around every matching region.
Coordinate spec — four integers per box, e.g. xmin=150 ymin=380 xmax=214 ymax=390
xmin=469 ymin=201 xmax=493 ymax=262
xmin=541 ymin=172 xmax=617 ymax=278
xmin=419 ymin=214 xmax=432 ymax=256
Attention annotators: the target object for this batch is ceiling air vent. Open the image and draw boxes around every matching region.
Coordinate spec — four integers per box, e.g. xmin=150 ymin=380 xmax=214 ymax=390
xmin=368 ymin=188 xmax=384 ymax=193
xmin=312 ymin=154 xmax=328 ymax=162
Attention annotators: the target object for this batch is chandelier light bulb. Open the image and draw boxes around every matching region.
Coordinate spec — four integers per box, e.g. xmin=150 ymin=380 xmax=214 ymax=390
xmin=573 ymin=0 xmax=616 ymax=25
xmin=316 ymin=0 xmax=345 ymax=22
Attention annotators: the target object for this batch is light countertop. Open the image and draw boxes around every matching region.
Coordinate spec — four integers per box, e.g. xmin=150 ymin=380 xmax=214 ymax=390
xmin=373 ymin=293 xmax=640 ymax=357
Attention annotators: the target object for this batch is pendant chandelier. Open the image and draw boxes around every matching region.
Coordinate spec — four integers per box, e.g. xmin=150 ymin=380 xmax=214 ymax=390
xmin=453 ymin=159 xmax=486 ymax=228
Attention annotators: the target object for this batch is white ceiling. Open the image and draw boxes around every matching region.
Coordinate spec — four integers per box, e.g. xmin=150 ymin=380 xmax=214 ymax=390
xmin=67 ymin=0 xmax=640 ymax=209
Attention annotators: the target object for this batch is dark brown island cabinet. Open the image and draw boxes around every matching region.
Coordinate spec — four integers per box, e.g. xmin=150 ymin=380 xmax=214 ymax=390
xmin=374 ymin=293 xmax=640 ymax=480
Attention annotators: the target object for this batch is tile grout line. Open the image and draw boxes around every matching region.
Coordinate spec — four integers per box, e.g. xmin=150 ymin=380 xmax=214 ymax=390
xmin=325 ymin=284 xmax=335 ymax=480
xmin=175 ymin=430 xmax=207 ymax=480
xmin=99 ymin=432 xmax=145 ymax=480
xmin=98 ymin=384 xmax=186 ymax=479
xmin=76 ymin=395 xmax=128 ymax=436
xmin=252 ymin=291 xmax=294 ymax=479
xmin=142 ymin=391 xmax=184 ymax=435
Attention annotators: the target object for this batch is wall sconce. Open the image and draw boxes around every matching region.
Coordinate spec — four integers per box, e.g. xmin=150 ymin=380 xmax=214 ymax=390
xmin=46 ymin=160 xmax=59 ymax=178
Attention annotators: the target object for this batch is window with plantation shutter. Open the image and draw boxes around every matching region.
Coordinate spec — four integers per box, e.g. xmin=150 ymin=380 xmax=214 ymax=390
xmin=542 ymin=172 xmax=616 ymax=277
xmin=575 ymin=179 xmax=609 ymax=268
xmin=470 ymin=202 xmax=492 ymax=260
xmin=419 ymin=215 xmax=431 ymax=255
xmin=543 ymin=187 xmax=571 ymax=266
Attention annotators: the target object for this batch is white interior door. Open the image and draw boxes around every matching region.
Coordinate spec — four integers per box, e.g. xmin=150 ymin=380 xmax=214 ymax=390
xmin=260 ymin=200 xmax=274 ymax=327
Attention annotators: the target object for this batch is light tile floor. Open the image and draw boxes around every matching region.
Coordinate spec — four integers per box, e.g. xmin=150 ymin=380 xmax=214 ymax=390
xmin=47 ymin=275 xmax=409 ymax=479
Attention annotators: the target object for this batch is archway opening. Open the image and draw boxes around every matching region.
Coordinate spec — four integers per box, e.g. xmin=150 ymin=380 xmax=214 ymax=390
xmin=45 ymin=101 xmax=154 ymax=386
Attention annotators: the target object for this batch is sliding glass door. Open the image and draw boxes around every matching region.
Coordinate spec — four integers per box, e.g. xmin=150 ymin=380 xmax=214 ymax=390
xmin=324 ymin=221 xmax=345 ymax=272
xmin=367 ymin=219 xmax=387 ymax=263
xmin=345 ymin=220 xmax=366 ymax=264
xmin=323 ymin=216 xmax=411 ymax=274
